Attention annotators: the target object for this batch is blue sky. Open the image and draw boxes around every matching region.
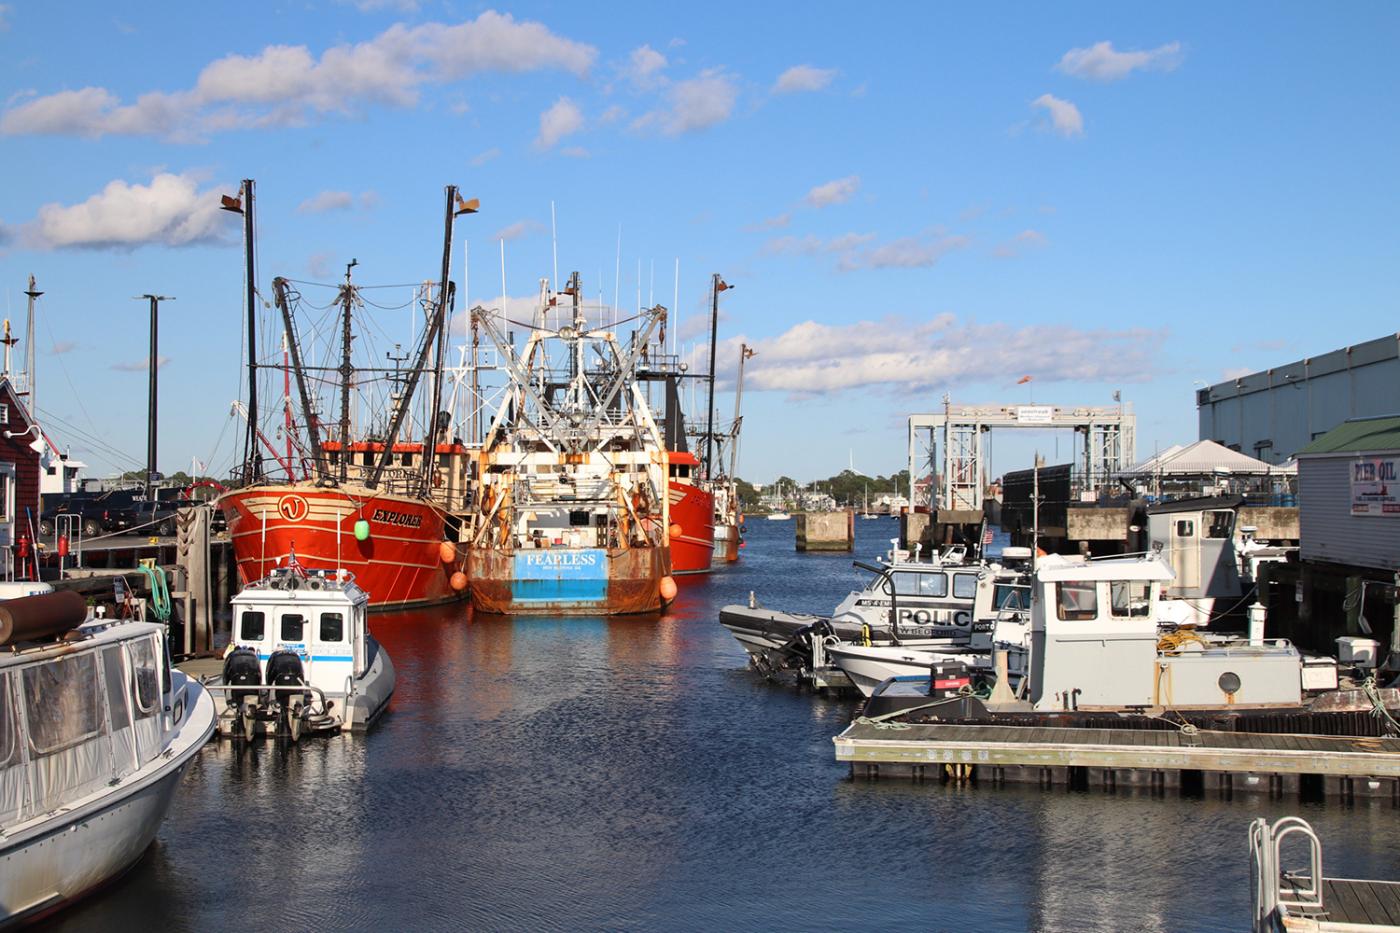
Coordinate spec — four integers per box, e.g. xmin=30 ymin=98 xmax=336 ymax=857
xmin=1 ymin=2 xmax=1397 ymax=483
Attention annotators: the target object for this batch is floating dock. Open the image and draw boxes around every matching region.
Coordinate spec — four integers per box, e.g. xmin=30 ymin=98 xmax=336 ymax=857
xmin=835 ymin=720 xmax=1400 ymax=800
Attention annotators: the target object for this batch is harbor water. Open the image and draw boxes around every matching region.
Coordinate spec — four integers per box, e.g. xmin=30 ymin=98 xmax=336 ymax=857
xmin=60 ymin=518 xmax=1400 ymax=932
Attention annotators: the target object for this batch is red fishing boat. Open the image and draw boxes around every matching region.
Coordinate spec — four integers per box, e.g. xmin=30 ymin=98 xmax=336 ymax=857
xmin=667 ymin=450 xmax=714 ymax=574
xmin=217 ymin=181 xmax=476 ymax=609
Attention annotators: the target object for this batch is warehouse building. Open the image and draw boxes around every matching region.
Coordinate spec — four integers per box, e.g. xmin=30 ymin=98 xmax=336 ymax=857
xmin=1196 ymin=332 xmax=1400 ymax=464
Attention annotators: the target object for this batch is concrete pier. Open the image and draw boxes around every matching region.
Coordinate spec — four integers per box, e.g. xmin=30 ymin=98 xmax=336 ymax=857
xmin=796 ymin=510 xmax=854 ymax=551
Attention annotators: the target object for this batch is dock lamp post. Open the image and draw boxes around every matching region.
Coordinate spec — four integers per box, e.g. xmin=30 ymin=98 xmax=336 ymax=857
xmin=704 ymin=275 xmax=733 ymax=482
xmin=134 ymin=294 xmax=174 ymax=499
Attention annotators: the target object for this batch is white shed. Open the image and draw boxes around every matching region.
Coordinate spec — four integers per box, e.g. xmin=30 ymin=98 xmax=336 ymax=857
xmin=1296 ymin=414 xmax=1400 ymax=572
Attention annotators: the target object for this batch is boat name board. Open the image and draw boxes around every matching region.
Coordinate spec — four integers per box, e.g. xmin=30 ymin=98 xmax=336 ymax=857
xmin=517 ymin=550 xmax=603 ymax=570
xmin=371 ymin=507 xmax=424 ymax=528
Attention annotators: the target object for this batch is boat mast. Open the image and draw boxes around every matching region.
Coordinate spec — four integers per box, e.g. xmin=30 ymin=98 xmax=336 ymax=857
xmin=367 ymin=185 xmax=475 ymax=493
xmin=271 ymin=277 xmax=325 ymax=479
xmin=728 ymin=342 xmax=753 ymax=482
xmin=240 ymin=181 xmax=260 ymax=481
xmin=704 ymin=273 xmax=731 ymax=481
xmin=337 ymin=260 xmax=357 ymax=485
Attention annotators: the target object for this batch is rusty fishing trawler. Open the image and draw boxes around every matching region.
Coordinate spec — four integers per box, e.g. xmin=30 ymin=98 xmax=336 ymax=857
xmin=465 ymin=272 xmax=676 ymax=614
xmin=217 ymin=182 xmax=477 ymax=610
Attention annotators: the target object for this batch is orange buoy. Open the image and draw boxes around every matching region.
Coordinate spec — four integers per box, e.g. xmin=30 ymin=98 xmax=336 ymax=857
xmin=439 ymin=541 xmax=456 ymax=563
xmin=659 ymin=575 xmax=678 ymax=602
xmin=450 ymin=571 xmax=468 ymax=592
xmin=668 ymin=522 xmax=683 ymax=539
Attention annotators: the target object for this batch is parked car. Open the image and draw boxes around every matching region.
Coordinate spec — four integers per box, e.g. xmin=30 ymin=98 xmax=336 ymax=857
xmin=38 ymin=489 xmax=142 ymax=537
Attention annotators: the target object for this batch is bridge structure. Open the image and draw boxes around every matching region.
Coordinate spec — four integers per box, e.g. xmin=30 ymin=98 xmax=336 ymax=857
xmin=908 ymin=402 xmax=1136 ymax=512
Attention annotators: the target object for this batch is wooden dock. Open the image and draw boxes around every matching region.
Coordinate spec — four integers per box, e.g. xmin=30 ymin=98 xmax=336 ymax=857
xmin=835 ymin=720 xmax=1400 ymax=800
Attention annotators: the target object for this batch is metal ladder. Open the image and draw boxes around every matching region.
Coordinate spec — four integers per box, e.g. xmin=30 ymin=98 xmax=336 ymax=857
xmin=1249 ymin=816 xmax=1324 ymax=932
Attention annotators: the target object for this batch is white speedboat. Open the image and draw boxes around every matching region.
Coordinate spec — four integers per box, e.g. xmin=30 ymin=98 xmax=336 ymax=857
xmin=828 ymin=608 xmax=1031 ymax=697
xmin=208 ymin=565 xmax=395 ymax=739
xmin=765 ymin=511 xmax=792 ymax=521
xmin=0 ymin=591 xmax=216 ymax=926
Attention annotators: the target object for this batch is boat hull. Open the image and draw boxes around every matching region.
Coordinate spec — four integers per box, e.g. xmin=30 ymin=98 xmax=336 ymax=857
xmin=219 ymin=484 xmax=466 ymax=611
xmin=0 ymin=674 xmax=216 ymax=928
xmin=668 ymin=480 xmax=714 ymax=575
xmin=827 ymin=643 xmax=984 ymax=697
xmin=468 ymin=545 xmax=670 ymax=615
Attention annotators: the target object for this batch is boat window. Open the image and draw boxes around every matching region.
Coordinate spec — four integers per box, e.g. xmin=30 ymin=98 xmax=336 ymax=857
xmin=1206 ymin=510 xmax=1234 ymax=539
xmin=128 ymin=637 xmax=160 ymax=718
xmin=1055 ymin=581 xmax=1099 ymax=621
xmin=0 ymin=672 xmax=16 ymax=768
xmin=953 ymin=573 xmax=979 ymax=600
xmin=994 ymin=585 xmax=1030 ymax=611
xmin=24 ymin=651 xmax=103 ymax=753
xmin=893 ymin=572 xmax=947 ymax=597
xmin=1175 ymin=519 xmax=1194 ymax=537
xmin=401 ymin=452 xmax=414 ymax=466
xmin=319 ymin=612 xmax=344 ymax=643
xmin=1110 ymin=580 xmax=1153 ymax=618
xmin=280 ymin=613 xmax=306 ymax=642
xmin=240 ymin=610 xmax=266 ymax=643
xmin=102 ymin=645 xmax=130 ymax=727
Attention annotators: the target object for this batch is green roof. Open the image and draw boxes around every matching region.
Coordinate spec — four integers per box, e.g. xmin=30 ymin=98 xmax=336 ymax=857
xmin=1298 ymin=415 xmax=1400 ymax=455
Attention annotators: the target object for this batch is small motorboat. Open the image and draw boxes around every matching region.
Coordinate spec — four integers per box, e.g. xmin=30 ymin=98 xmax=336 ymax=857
xmin=765 ymin=511 xmax=792 ymax=521
xmin=207 ymin=565 xmax=395 ymax=739
xmin=0 ymin=590 xmax=216 ymax=926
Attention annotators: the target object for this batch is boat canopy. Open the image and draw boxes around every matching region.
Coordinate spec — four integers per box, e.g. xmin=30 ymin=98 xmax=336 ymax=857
xmin=1033 ymin=554 xmax=1175 ymax=583
xmin=1 ymin=621 xmax=171 ymax=827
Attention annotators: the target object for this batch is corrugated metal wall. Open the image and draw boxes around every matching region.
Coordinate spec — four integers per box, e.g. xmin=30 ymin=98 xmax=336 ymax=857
xmin=1197 ymin=333 xmax=1400 ymax=462
xmin=1299 ymin=455 xmax=1400 ymax=571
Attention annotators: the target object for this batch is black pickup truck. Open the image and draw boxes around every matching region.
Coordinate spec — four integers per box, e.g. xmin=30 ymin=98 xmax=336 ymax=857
xmin=38 ymin=489 xmax=198 ymax=537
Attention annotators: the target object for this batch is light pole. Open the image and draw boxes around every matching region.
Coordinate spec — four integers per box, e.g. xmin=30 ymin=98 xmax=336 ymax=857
xmin=134 ymin=294 xmax=173 ymax=497
xmin=704 ymin=274 xmax=733 ymax=481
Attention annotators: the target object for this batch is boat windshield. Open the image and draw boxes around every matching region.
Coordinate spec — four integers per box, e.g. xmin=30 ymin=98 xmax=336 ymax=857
xmin=890 ymin=571 xmax=947 ymax=598
xmin=994 ymin=584 xmax=1030 ymax=611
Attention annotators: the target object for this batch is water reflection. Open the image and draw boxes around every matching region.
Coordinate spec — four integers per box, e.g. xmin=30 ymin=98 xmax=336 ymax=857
xmin=48 ymin=518 xmax=1400 ymax=932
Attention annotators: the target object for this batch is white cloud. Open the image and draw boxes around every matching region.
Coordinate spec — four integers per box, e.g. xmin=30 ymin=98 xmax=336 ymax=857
xmin=493 ymin=219 xmax=543 ymax=241
xmin=626 ymin=44 xmax=667 ymax=87
xmin=804 ymin=175 xmax=860 ymax=208
xmin=1056 ymin=41 xmax=1182 ymax=81
xmin=744 ymin=212 xmax=791 ymax=232
xmin=49 ymin=340 xmax=77 ymax=355
xmin=0 ymin=5 xmax=11 ymax=31
xmin=534 ymin=96 xmax=583 ymax=150
xmin=25 ymin=172 xmax=230 ymax=250
xmin=773 ymin=64 xmax=836 ymax=94
xmin=993 ymin=229 xmax=1048 ymax=258
xmin=1031 ymin=93 xmax=1083 ymax=137
xmin=307 ymin=252 xmax=335 ymax=278
xmin=722 ymin=316 xmax=1161 ymax=395
xmin=763 ymin=232 xmax=875 ymax=257
xmin=632 ymin=69 xmax=737 ymax=135
xmin=1 ymin=12 xmax=597 ymax=139
xmin=840 ymin=234 xmax=968 ymax=270
xmin=559 ymin=145 xmax=589 ymax=158
xmin=297 ymin=190 xmax=355 ymax=214
xmin=112 ymin=355 xmax=171 ymax=372
xmin=470 ymin=147 xmax=501 ymax=166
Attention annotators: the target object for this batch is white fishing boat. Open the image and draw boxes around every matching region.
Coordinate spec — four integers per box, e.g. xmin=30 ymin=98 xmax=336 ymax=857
xmin=0 ymin=591 xmax=216 ymax=926
xmin=720 ymin=544 xmax=1029 ymax=665
xmin=208 ymin=563 xmax=395 ymax=739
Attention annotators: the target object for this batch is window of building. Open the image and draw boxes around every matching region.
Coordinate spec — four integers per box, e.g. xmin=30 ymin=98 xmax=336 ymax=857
xmin=46 ymin=466 xmax=56 ymax=476
xmin=1110 ymin=580 xmax=1152 ymax=618
xmin=1055 ymin=581 xmax=1098 ymax=621
xmin=0 ymin=404 xmax=9 ymax=425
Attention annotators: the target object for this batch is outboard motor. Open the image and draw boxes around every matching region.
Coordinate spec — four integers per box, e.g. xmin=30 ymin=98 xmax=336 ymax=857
xmin=221 ymin=647 xmax=262 ymax=708
xmin=265 ymin=649 xmax=309 ymax=739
